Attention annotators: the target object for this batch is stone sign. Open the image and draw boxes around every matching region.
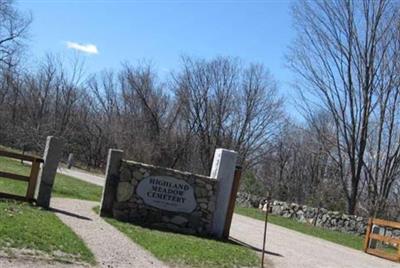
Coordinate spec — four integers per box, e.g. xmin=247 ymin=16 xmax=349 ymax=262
xmin=136 ymin=176 xmax=197 ymax=213
xmin=100 ymin=148 xmax=238 ymax=238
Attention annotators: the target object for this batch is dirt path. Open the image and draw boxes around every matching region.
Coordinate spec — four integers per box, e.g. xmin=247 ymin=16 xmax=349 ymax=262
xmin=19 ymin=159 xmax=105 ymax=186
xmin=50 ymin=167 xmax=399 ymax=268
xmin=57 ymin=166 xmax=105 ymax=186
xmin=230 ymin=213 xmax=399 ymax=268
xmin=50 ymin=198 xmax=168 ymax=268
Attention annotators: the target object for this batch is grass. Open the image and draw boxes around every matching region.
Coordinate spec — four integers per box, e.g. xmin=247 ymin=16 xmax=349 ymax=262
xmin=0 ymin=156 xmax=103 ymax=201
xmin=0 ymin=156 xmax=99 ymax=264
xmin=0 ymin=144 xmax=105 ymax=175
xmin=0 ymin=200 xmax=95 ymax=264
xmin=94 ymin=207 xmax=259 ymax=268
xmin=235 ymin=206 xmax=365 ymax=251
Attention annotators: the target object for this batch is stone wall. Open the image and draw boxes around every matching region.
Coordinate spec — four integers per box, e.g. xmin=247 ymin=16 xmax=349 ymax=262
xmin=236 ymin=192 xmax=263 ymax=208
xmin=236 ymin=192 xmax=366 ymax=235
xmin=111 ymin=160 xmax=218 ymax=236
xmin=261 ymin=200 xmax=369 ymax=235
xmin=236 ymin=192 xmax=400 ymax=238
xmin=262 ymin=200 xmax=400 ymax=238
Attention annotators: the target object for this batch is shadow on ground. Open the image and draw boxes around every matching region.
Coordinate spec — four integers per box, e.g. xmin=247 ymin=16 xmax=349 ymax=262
xmin=50 ymin=207 xmax=92 ymax=221
xmin=229 ymin=237 xmax=283 ymax=257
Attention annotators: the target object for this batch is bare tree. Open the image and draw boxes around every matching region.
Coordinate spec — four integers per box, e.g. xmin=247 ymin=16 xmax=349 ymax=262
xmin=174 ymin=56 xmax=282 ymax=174
xmin=0 ymin=0 xmax=30 ymax=144
xmin=259 ymin=116 xmax=345 ymax=210
xmin=362 ymin=37 xmax=400 ymax=216
xmin=288 ymin=0 xmax=400 ymax=214
xmin=0 ymin=0 xmax=31 ymax=67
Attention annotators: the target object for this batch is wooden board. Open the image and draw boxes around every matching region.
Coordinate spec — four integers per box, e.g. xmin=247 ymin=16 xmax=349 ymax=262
xmin=369 ymin=233 xmax=400 ymax=245
xmin=0 ymin=149 xmax=43 ymax=202
xmin=0 ymin=150 xmax=43 ymax=163
xmin=364 ymin=217 xmax=400 ymax=262
xmin=0 ymin=192 xmax=28 ymax=202
xmin=0 ymin=171 xmax=30 ymax=182
xmin=366 ymin=248 xmax=400 ymax=262
xmin=372 ymin=218 xmax=400 ymax=229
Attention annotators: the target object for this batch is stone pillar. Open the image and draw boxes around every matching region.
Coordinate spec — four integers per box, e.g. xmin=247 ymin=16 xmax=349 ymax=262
xmin=100 ymin=149 xmax=123 ymax=217
xmin=35 ymin=136 xmax=63 ymax=208
xmin=67 ymin=153 xmax=74 ymax=169
xmin=210 ymin=148 xmax=238 ymax=238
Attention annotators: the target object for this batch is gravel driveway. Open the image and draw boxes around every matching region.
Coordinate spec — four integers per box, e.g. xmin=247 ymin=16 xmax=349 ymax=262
xmin=230 ymin=213 xmax=399 ymax=268
xmin=19 ymin=160 xmax=106 ymax=186
xmin=46 ymin=167 xmax=400 ymax=268
xmin=57 ymin=167 xmax=105 ymax=186
xmin=51 ymin=198 xmax=168 ymax=268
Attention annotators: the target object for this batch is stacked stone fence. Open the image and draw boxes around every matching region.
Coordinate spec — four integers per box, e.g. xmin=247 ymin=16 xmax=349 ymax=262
xmin=236 ymin=192 xmax=400 ymax=238
xmin=236 ymin=192 xmax=264 ymax=208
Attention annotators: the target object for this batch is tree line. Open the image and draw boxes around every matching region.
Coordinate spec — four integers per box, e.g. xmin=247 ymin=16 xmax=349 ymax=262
xmin=0 ymin=0 xmax=399 ymax=220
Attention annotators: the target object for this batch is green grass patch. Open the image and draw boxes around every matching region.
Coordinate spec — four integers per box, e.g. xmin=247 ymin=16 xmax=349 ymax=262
xmin=0 ymin=200 xmax=95 ymax=264
xmin=94 ymin=207 xmax=258 ymax=268
xmin=0 ymin=156 xmax=102 ymax=201
xmin=235 ymin=206 xmax=364 ymax=250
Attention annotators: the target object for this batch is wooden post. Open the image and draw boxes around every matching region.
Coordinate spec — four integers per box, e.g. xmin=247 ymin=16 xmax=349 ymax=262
xmin=26 ymin=158 xmax=40 ymax=201
xmin=363 ymin=218 xmax=373 ymax=252
xmin=397 ymin=232 xmax=400 ymax=262
xmin=261 ymin=200 xmax=270 ymax=268
xmin=222 ymin=166 xmax=242 ymax=238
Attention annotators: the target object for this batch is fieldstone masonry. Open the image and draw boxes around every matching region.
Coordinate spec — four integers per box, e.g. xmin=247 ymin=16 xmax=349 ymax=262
xmin=113 ymin=160 xmax=218 ymax=235
xmin=236 ymin=192 xmax=400 ymax=238
xmin=101 ymin=148 xmax=238 ymax=238
xmin=262 ymin=200 xmax=369 ymax=234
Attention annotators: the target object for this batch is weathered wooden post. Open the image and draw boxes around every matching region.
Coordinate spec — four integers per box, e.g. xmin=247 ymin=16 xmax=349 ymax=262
xmin=261 ymin=193 xmax=271 ymax=268
xmin=222 ymin=166 xmax=242 ymax=238
xmin=210 ymin=148 xmax=238 ymax=239
xmin=363 ymin=218 xmax=372 ymax=252
xmin=35 ymin=136 xmax=63 ymax=208
xmin=100 ymin=149 xmax=123 ymax=217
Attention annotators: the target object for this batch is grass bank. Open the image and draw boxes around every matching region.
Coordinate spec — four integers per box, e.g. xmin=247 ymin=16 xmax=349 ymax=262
xmin=0 ymin=156 xmax=102 ymax=201
xmin=235 ymin=206 xmax=364 ymax=250
xmin=95 ymin=208 xmax=258 ymax=268
xmin=0 ymin=200 xmax=95 ymax=264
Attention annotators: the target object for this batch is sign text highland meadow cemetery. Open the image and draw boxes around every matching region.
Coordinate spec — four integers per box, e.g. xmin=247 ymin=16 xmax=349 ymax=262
xmin=101 ymin=148 xmax=237 ymax=237
xmin=136 ymin=176 xmax=197 ymax=213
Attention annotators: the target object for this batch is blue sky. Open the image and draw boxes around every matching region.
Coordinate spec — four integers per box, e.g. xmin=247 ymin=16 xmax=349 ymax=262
xmin=17 ymin=0 xmax=295 ymax=104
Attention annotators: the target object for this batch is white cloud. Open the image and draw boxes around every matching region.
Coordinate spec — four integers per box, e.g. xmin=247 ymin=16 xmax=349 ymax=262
xmin=66 ymin=41 xmax=98 ymax=54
